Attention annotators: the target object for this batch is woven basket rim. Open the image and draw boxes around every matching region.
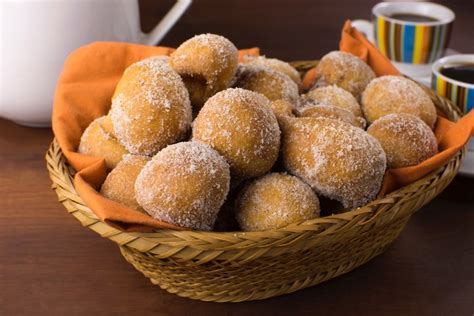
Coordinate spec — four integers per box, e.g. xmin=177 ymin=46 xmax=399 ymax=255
xmin=47 ymin=138 xmax=462 ymax=237
xmin=46 ymin=59 xmax=465 ymax=245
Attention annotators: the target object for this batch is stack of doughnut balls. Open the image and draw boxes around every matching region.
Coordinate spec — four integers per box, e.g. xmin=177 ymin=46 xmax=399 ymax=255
xmin=79 ymin=34 xmax=439 ymax=232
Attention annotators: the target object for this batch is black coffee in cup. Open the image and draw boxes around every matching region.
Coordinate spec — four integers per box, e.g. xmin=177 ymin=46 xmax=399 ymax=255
xmin=440 ymin=64 xmax=474 ymax=84
xmin=388 ymin=13 xmax=439 ymax=23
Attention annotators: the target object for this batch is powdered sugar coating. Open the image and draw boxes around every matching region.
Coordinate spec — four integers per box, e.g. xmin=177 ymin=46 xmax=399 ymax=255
xmin=367 ymin=113 xmax=438 ymax=168
xmin=243 ymin=55 xmax=302 ymax=88
xmin=193 ymin=88 xmax=281 ymax=179
xmin=315 ymin=51 xmax=375 ymax=100
xmin=135 ymin=142 xmax=230 ymax=231
xmin=233 ymin=64 xmax=299 ymax=103
xmin=296 ymin=102 xmax=366 ymax=129
xmin=110 ymin=56 xmax=192 ymax=156
xmin=236 ymin=173 xmax=320 ymax=231
xmin=361 ymin=75 xmax=437 ymax=129
xmin=282 ymin=117 xmax=386 ymax=208
xmin=170 ymin=33 xmax=239 ymax=109
xmin=101 ymin=154 xmax=150 ymax=212
xmin=305 ymin=85 xmax=363 ymax=117
xmin=78 ymin=115 xmax=128 ymax=169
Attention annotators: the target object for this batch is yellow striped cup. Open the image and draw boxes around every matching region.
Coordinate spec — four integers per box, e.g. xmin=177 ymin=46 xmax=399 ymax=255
xmin=432 ymin=54 xmax=474 ymax=174
xmin=353 ymin=2 xmax=455 ymax=77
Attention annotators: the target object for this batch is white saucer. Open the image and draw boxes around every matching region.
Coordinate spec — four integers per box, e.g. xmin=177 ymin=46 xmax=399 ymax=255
xmin=393 ymin=48 xmax=460 ymax=87
xmin=458 ymin=139 xmax=474 ymax=177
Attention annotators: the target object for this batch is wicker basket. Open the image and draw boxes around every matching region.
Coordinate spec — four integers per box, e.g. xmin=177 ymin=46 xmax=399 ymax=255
xmin=46 ymin=60 xmax=464 ymax=303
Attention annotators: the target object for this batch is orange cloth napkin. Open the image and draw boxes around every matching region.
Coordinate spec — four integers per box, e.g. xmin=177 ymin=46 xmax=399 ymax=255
xmin=52 ymin=42 xmax=259 ymax=231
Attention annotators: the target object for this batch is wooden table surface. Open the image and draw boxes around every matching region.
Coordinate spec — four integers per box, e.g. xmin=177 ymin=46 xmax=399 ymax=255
xmin=1 ymin=1 xmax=473 ymax=315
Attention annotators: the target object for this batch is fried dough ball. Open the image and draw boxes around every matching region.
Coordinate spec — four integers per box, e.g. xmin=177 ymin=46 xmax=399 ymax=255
xmin=296 ymin=103 xmax=365 ymax=129
xmin=110 ymin=57 xmax=192 ymax=155
xmin=78 ymin=115 xmax=128 ymax=169
xmin=282 ymin=117 xmax=386 ymax=208
xmin=315 ymin=51 xmax=375 ymax=100
xmin=234 ymin=65 xmax=299 ymax=103
xmin=236 ymin=173 xmax=320 ymax=231
xmin=361 ymin=75 xmax=437 ymax=129
xmin=135 ymin=142 xmax=230 ymax=231
xmin=100 ymin=154 xmax=150 ymax=212
xmin=305 ymin=85 xmax=363 ymax=117
xmin=193 ymin=88 xmax=281 ymax=179
xmin=270 ymin=99 xmax=296 ymax=127
xmin=170 ymin=33 xmax=239 ymax=111
xmin=98 ymin=114 xmax=115 ymax=135
xmin=367 ymin=113 xmax=438 ymax=168
xmin=243 ymin=55 xmax=302 ymax=89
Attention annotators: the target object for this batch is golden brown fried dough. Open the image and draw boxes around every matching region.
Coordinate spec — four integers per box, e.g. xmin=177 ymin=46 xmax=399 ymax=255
xmin=78 ymin=115 xmax=128 ymax=169
xmin=296 ymin=102 xmax=365 ymax=129
xmin=305 ymin=85 xmax=363 ymax=117
xmin=361 ymin=75 xmax=437 ymax=129
xmin=243 ymin=55 xmax=302 ymax=90
xmin=282 ymin=117 xmax=386 ymax=208
xmin=270 ymin=99 xmax=296 ymax=128
xmin=236 ymin=173 xmax=320 ymax=231
xmin=135 ymin=142 xmax=230 ymax=230
xmin=110 ymin=56 xmax=192 ymax=155
xmin=234 ymin=65 xmax=299 ymax=103
xmin=100 ymin=154 xmax=150 ymax=212
xmin=367 ymin=113 xmax=438 ymax=168
xmin=315 ymin=51 xmax=375 ymax=100
xmin=170 ymin=33 xmax=239 ymax=112
xmin=193 ymin=88 xmax=281 ymax=179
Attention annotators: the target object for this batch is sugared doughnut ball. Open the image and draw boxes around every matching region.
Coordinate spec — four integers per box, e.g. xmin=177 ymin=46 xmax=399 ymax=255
xmin=100 ymin=154 xmax=150 ymax=211
xmin=270 ymin=99 xmax=296 ymax=127
xmin=305 ymin=85 xmax=363 ymax=117
xmin=315 ymin=51 xmax=375 ymax=100
xmin=236 ymin=173 xmax=320 ymax=231
xmin=282 ymin=117 xmax=386 ymax=208
xmin=234 ymin=65 xmax=299 ymax=103
xmin=193 ymin=88 xmax=281 ymax=179
xmin=98 ymin=114 xmax=115 ymax=135
xmin=135 ymin=142 xmax=230 ymax=231
xmin=367 ymin=113 xmax=438 ymax=168
xmin=297 ymin=103 xmax=365 ymax=129
xmin=78 ymin=115 xmax=128 ymax=169
xmin=110 ymin=56 xmax=192 ymax=155
xmin=361 ymin=75 xmax=437 ymax=129
xmin=170 ymin=34 xmax=239 ymax=111
xmin=243 ymin=56 xmax=302 ymax=89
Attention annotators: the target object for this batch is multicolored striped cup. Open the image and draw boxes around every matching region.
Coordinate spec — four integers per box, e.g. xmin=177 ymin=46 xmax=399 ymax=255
xmin=432 ymin=54 xmax=474 ymax=174
xmin=353 ymin=2 xmax=455 ymax=77
xmin=432 ymin=55 xmax=474 ymax=114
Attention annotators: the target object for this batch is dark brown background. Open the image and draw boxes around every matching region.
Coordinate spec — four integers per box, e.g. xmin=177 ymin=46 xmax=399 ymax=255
xmin=1 ymin=1 xmax=473 ymax=315
xmin=141 ymin=0 xmax=474 ymax=58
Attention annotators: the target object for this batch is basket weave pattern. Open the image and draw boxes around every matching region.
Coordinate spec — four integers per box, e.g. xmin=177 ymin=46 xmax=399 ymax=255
xmin=46 ymin=61 xmax=464 ymax=302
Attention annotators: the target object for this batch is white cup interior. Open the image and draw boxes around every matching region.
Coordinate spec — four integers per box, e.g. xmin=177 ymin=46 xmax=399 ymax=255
xmin=373 ymin=2 xmax=455 ymax=25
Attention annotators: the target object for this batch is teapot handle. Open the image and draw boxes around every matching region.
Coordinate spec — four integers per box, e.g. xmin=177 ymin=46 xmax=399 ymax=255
xmin=141 ymin=0 xmax=192 ymax=45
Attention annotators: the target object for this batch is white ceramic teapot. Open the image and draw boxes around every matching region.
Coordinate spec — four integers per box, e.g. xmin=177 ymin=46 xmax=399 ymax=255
xmin=0 ymin=0 xmax=192 ymax=127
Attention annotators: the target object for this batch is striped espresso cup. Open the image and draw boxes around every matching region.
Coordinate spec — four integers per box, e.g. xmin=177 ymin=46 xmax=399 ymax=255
xmin=432 ymin=54 xmax=474 ymax=174
xmin=353 ymin=2 xmax=455 ymax=77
